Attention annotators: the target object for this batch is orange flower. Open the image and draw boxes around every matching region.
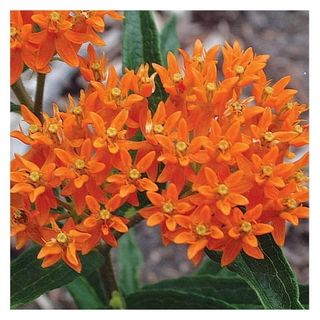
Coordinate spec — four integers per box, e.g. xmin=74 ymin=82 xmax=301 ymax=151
xmin=237 ymin=146 xmax=293 ymax=199
xmin=173 ymin=205 xmax=224 ymax=263
xmin=140 ymin=101 xmax=181 ymax=146
xmin=219 ymin=205 xmax=273 ymax=266
xmin=139 ymin=183 xmax=193 ymax=231
xmin=79 ymin=44 xmax=107 ymax=82
xmin=153 ymin=52 xmax=187 ymax=96
xmin=30 ymin=11 xmax=88 ymax=68
xmin=78 ymin=195 xmax=128 ymax=253
xmin=130 ymin=63 xmax=157 ymax=98
xmin=264 ymin=180 xmax=308 ymax=245
xmin=10 ymin=194 xmax=44 ymax=249
xmin=54 ymin=138 xmax=105 ymax=189
xmin=10 ymin=155 xmax=59 ymax=203
xmin=10 ymin=11 xmax=49 ymax=84
xmin=205 ymin=119 xmax=249 ymax=163
xmin=222 ymin=41 xmax=269 ymax=87
xmin=90 ymin=109 xmax=130 ymax=154
xmin=11 ymin=105 xmax=52 ymax=146
xmin=37 ymin=218 xmax=91 ymax=272
xmin=107 ymin=149 xmax=158 ymax=205
xmin=198 ymin=167 xmax=249 ymax=215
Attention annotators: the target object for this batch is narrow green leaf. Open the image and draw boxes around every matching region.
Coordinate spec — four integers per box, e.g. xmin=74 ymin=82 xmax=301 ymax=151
xmin=122 ymin=11 xmax=167 ymax=112
xmin=206 ymin=234 xmax=304 ymax=309
xmin=122 ymin=11 xmax=143 ymax=71
xmin=160 ymin=15 xmax=180 ymax=65
xmin=66 ymin=277 xmax=105 ymax=309
xmin=126 ymin=289 xmax=236 ymax=309
xmin=142 ymin=275 xmax=261 ymax=309
xmin=10 ymin=102 xmax=21 ymax=114
xmin=117 ymin=229 xmax=143 ymax=295
xmin=11 ymin=246 xmax=104 ymax=308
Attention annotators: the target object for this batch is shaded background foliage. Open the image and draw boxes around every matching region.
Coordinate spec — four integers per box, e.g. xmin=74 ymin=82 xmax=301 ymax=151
xmin=11 ymin=11 xmax=308 ymax=309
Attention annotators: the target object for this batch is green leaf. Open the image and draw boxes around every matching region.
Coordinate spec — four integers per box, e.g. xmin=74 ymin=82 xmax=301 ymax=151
xmin=117 ymin=229 xmax=143 ymax=295
xmin=10 ymin=102 xmax=21 ymax=114
xmin=122 ymin=11 xmax=167 ymax=112
xmin=206 ymin=234 xmax=304 ymax=309
xmin=299 ymin=284 xmax=309 ymax=308
xmin=122 ymin=11 xmax=143 ymax=71
xmin=11 ymin=246 xmax=104 ymax=308
xmin=126 ymin=289 xmax=236 ymax=309
xmin=84 ymin=270 xmax=107 ymax=304
xmin=160 ymin=15 xmax=180 ymax=65
xmin=66 ymin=276 xmax=105 ymax=309
xmin=142 ymin=275 xmax=262 ymax=309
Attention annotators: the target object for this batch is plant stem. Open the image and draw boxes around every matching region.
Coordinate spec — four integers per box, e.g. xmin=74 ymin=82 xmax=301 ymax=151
xmin=34 ymin=73 xmax=46 ymax=122
xmin=97 ymin=213 xmax=143 ymax=306
xmin=99 ymin=245 xmax=118 ymax=304
xmin=11 ymin=78 xmax=34 ymax=109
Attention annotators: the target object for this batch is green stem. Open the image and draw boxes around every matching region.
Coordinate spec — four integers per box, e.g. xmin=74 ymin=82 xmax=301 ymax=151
xmin=11 ymin=78 xmax=34 ymax=109
xmin=34 ymin=73 xmax=46 ymax=122
xmin=98 ymin=213 xmax=143 ymax=306
xmin=99 ymin=245 xmax=118 ymax=304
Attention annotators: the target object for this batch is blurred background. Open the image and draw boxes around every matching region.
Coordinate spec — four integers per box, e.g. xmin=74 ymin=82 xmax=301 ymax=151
xmin=12 ymin=11 xmax=309 ymax=309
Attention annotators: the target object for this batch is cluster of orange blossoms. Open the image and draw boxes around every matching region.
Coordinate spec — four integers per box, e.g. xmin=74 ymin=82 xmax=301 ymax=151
xmin=11 ymin=11 xmax=309 ymax=272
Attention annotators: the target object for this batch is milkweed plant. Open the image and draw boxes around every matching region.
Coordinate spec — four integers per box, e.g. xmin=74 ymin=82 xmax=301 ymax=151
xmin=10 ymin=10 xmax=309 ymax=309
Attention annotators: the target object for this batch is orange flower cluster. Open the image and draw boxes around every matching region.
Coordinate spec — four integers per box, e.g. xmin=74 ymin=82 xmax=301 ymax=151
xmin=11 ymin=13 xmax=308 ymax=272
xmin=10 ymin=10 xmax=123 ymax=85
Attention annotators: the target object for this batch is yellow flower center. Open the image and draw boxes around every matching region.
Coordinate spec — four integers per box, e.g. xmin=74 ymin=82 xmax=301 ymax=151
xmin=106 ymin=127 xmax=118 ymax=138
xmin=91 ymin=62 xmax=101 ymax=70
xmin=10 ymin=26 xmax=18 ymax=37
xmin=48 ymin=123 xmax=58 ymax=133
xmin=111 ymin=87 xmax=121 ymax=97
xmin=217 ymin=184 xmax=229 ymax=196
xmin=175 ymin=141 xmax=188 ymax=152
xmin=153 ymin=124 xmax=164 ymax=134
xmin=56 ymin=232 xmax=68 ymax=244
xmin=264 ymin=131 xmax=275 ymax=142
xmin=74 ymin=159 xmax=85 ymax=170
xmin=80 ymin=11 xmax=90 ymax=18
xmin=294 ymin=124 xmax=303 ymax=134
xmin=173 ymin=73 xmax=183 ymax=83
xmin=129 ymin=168 xmax=141 ymax=180
xmin=13 ymin=210 xmax=27 ymax=224
xmin=285 ymin=102 xmax=294 ymax=110
xmin=231 ymin=101 xmax=243 ymax=112
xmin=264 ymin=86 xmax=273 ymax=95
xmin=235 ymin=65 xmax=245 ymax=74
xmin=72 ymin=106 xmax=82 ymax=115
xmin=218 ymin=139 xmax=229 ymax=151
xmin=29 ymin=171 xmax=41 ymax=182
xmin=194 ymin=55 xmax=204 ymax=64
xmin=50 ymin=11 xmax=61 ymax=22
xmin=261 ymin=165 xmax=273 ymax=177
xmin=295 ymin=171 xmax=306 ymax=182
xmin=241 ymin=221 xmax=252 ymax=233
xmin=196 ymin=224 xmax=208 ymax=236
xmin=99 ymin=209 xmax=111 ymax=220
xmin=206 ymin=82 xmax=216 ymax=92
xmin=285 ymin=198 xmax=298 ymax=210
xmin=162 ymin=202 xmax=174 ymax=213
xmin=29 ymin=124 xmax=39 ymax=134
xmin=141 ymin=76 xmax=151 ymax=83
